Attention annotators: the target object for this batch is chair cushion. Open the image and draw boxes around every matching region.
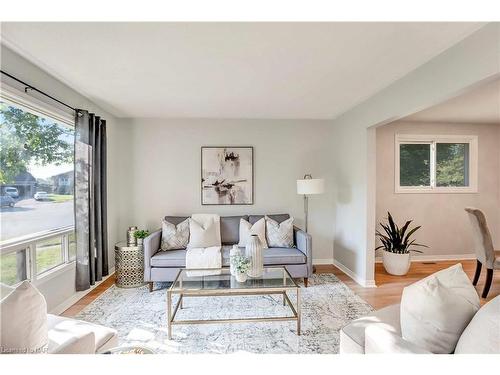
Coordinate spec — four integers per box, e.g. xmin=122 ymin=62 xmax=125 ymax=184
xmin=339 ymin=304 xmax=400 ymax=354
xmin=151 ymin=247 xmax=306 ymax=268
xmin=220 ymin=215 xmax=247 ymax=244
xmin=454 ymin=296 xmax=500 ymax=354
xmin=47 ymin=314 xmax=117 ymax=354
xmin=248 ymin=214 xmax=290 ymax=225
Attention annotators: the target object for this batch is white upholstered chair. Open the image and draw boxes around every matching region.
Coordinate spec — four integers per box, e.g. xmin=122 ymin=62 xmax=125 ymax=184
xmin=464 ymin=207 xmax=499 ymax=298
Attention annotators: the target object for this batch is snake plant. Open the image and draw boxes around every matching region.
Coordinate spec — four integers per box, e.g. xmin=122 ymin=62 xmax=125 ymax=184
xmin=375 ymin=212 xmax=427 ymax=254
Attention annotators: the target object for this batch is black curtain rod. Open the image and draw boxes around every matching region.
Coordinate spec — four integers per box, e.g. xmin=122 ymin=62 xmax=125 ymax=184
xmin=1 ymin=69 xmax=77 ymax=113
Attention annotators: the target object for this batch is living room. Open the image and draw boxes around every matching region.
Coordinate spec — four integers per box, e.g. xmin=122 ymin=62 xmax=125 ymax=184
xmin=0 ymin=1 xmax=499 ymax=372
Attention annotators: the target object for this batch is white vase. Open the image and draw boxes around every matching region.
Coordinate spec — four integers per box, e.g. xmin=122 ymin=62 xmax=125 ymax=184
xmin=235 ymin=272 xmax=248 ymax=283
xmin=382 ymin=251 xmax=411 ymax=276
xmin=245 ymin=234 xmax=263 ymax=278
xmin=229 ymin=245 xmax=241 ymax=276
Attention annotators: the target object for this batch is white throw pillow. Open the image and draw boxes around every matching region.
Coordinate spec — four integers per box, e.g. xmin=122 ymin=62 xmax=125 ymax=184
xmin=400 ymin=263 xmax=480 ymax=354
xmin=454 ymin=295 xmax=500 ymax=354
xmin=187 ymin=218 xmax=220 ymax=248
xmin=161 ymin=218 xmax=190 ymax=250
xmin=0 ymin=281 xmax=48 ymax=354
xmin=238 ymin=218 xmax=268 ymax=248
xmin=265 ymin=216 xmax=294 ymax=248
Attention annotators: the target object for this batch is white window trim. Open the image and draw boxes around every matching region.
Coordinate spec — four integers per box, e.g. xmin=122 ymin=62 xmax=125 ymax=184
xmin=395 ymin=134 xmax=478 ymax=194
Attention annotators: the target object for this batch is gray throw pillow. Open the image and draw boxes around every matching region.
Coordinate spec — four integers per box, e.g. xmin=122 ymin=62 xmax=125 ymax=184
xmin=265 ymin=216 xmax=294 ymax=248
xmin=161 ymin=218 xmax=189 ymax=250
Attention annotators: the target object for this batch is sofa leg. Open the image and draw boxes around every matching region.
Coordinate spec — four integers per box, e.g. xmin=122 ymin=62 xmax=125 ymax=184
xmin=148 ymin=282 xmax=153 ymax=292
xmin=304 ymin=278 xmax=308 ymax=288
xmin=472 ymin=260 xmax=482 ymax=286
xmin=482 ymin=269 xmax=493 ymax=298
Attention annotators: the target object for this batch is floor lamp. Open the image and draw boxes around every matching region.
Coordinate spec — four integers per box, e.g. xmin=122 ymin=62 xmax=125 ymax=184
xmin=296 ymin=174 xmax=325 ymax=232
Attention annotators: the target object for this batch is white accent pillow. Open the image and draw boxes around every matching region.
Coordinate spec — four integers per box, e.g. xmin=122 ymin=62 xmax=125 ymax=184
xmin=161 ymin=218 xmax=189 ymax=250
xmin=400 ymin=263 xmax=480 ymax=354
xmin=265 ymin=216 xmax=294 ymax=248
xmin=238 ymin=218 xmax=268 ymax=248
xmin=187 ymin=218 xmax=220 ymax=248
xmin=0 ymin=281 xmax=48 ymax=353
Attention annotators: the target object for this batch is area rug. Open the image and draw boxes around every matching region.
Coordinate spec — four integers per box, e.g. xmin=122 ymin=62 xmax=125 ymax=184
xmin=75 ymin=273 xmax=373 ymax=354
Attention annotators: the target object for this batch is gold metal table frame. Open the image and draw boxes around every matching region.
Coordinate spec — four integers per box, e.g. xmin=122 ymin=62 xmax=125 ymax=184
xmin=166 ymin=267 xmax=301 ymax=340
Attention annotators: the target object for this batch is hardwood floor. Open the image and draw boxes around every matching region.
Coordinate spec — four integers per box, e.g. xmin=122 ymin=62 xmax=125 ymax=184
xmin=316 ymin=259 xmax=500 ymax=310
xmin=62 ymin=259 xmax=499 ymax=316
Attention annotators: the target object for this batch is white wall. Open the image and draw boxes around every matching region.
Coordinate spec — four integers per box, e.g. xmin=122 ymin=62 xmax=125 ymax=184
xmin=376 ymin=121 xmax=500 ymax=258
xmin=331 ymin=23 xmax=500 ymax=285
xmin=122 ymin=118 xmax=335 ymax=263
xmin=1 ymin=45 xmax=132 ymax=311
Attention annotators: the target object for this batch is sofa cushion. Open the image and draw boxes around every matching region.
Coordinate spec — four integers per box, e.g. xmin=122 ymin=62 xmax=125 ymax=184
xmin=454 ymin=295 xmax=500 ymax=354
xmin=400 ymin=263 xmax=480 ymax=354
xmin=187 ymin=217 xmax=220 ymax=248
xmin=221 ymin=215 xmax=247 ymax=244
xmin=151 ymin=246 xmax=306 ymax=268
xmin=248 ymin=214 xmax=290 ymax=225
xmin=0 ymin=280 xmax=48 ymax=354
xmin=339 ymin=304 xmax=400 ymax=354
xmin=47 ymin=314 xmax=118 ymax=354
xmin=164 ymin=216 xmax=190 ymax=226
xmin=151 ymin=249 xmax=187 ymax=267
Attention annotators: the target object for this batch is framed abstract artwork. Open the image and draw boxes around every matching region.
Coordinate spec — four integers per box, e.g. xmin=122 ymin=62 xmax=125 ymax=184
xmin=201 ymin=146 xmax=254 ymax=205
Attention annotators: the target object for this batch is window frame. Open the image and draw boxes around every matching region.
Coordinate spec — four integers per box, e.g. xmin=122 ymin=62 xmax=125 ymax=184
xmin=395 ymin=134 xmax=478 ymax=194
xmin=0 ymin=84 xmax=76 ymax=285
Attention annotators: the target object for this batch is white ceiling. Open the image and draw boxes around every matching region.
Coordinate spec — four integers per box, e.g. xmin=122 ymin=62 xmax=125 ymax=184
xmin=404 ymin=78 xmax=500 ymax=123
xmin=0 ymin=22 xmax=484 ymax=119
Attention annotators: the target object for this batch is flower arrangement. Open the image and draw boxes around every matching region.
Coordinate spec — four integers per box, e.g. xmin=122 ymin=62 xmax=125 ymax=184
xmin=231 ymin=255 xmax=251 ymax=282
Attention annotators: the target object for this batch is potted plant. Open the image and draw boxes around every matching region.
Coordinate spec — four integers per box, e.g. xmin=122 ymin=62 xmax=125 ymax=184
xmin=376 ymin=212 xmax=427 ymax=276
xmin=232 ymin=255 xmax=251 ymax=283
xmin=134 ymin=229 xmax=150 ymax=246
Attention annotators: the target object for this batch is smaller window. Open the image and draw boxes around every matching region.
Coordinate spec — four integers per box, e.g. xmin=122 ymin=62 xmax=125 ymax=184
xmin=35 ymin=237 xmax=64 ymax=275
xmin=68 ymin=232 xmax=76 ymax=261
xmin=395 ymin=135 xmax=477 ymax=193
xmin=0 ymin=249 xmax=28 ymax=285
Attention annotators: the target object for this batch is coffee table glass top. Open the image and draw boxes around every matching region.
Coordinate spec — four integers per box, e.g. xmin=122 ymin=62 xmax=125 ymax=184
xmin=170 ymin=267 xmax=298 ymax=291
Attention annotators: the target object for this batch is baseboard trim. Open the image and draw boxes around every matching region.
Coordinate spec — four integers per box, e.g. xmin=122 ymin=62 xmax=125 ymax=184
xmin=375 ymin=253 xmax=475 ymax=263
xmin=50 ymin=267 xmax=115 ymax=315
xmin=333 ymin=260 xmax=376 ymax=288
xmin=313 ymin=258 xmax=334 ymax=265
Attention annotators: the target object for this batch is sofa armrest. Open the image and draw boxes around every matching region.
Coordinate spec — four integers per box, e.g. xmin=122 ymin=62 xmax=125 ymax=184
xmin=365 ymin=325 xmax=431 ymax=354
xmin=294 ymin=226 xmax=312 ymax=277
xmin=144 ymin=229 xmax=161 ymax=281
xmin=49 ymin=331 xmax=96 ymax=354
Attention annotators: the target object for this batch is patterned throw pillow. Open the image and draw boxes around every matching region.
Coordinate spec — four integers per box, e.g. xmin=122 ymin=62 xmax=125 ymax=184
xmin=265 ymin=216 xmax=294 ymax=248
xmin=161 ymin=218 xmax=189 ymax=250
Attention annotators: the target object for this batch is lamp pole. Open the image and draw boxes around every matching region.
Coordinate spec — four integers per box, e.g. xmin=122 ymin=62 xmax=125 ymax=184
xmin=302 ymin=174 xmax=312 ymax=233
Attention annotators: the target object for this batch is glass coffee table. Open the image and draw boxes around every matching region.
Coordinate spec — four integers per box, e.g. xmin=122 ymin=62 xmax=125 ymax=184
xmin=167 ymin=267 xmax=301 ymax=339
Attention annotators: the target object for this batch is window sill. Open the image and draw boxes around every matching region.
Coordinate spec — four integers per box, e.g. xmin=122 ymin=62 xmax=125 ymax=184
xmin=33 ymin=261 xmax=76 ymax=286
xmin=395 ymin=187 xmax=478 ymax=194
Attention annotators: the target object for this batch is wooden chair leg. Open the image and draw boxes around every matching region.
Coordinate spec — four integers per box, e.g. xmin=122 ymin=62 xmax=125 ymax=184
xmin=472 ymin=260 xmax=482 ymax=286
xmin=482 ymin=269 xmax=493 ymax=298
xmin=148 ymin=282 xmax=154 ymax=292
xmin=304 ymin=278 xmax=308 ymax=288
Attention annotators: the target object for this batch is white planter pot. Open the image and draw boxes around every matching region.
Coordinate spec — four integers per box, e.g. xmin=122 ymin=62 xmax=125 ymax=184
xmin=235 ymin=272 xmax=248 ymax=283
xmin=382 ymin=251 xmax=411 ymax=276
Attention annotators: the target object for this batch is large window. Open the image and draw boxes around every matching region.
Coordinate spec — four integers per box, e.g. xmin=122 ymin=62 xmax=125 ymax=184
xmin=395 ymin=134 xmax=478 ymax=193
xmin=0 ymin=90 xmax=75 ymax=285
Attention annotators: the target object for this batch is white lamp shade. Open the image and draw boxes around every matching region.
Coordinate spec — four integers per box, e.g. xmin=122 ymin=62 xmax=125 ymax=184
xmin=297 ymin=178 xmax=325 ymax=195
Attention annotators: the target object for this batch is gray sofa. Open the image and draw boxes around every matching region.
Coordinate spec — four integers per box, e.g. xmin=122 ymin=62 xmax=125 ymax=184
xmin=143 ymin=214 xmax=312 ymax=291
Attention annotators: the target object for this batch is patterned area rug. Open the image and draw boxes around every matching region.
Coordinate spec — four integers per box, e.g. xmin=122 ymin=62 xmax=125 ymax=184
xmin=75 ymin=273 xmax=372 ymax=354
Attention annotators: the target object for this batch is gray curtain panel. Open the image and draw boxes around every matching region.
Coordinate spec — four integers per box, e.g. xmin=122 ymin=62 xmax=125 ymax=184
xmin=75 ymin=110 xmax=109 ymax=291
